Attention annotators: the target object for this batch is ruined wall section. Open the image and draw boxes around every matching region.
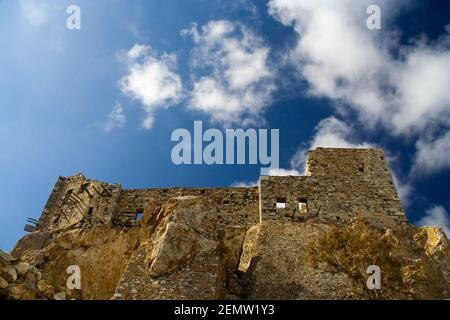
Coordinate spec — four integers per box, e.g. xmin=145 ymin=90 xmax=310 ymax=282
xmin=113 ymin=187 xmax=259 ymax=229
xmin=37 ymin=176 xmax=67 ymax=231
xmin=37 ymin=174 xmax=122 ymax=232
xmin=259 ymin=148 xmax=407 ymax=227
xmin=112 ymin=188 xmax=259 ymax=300
xmin=37 ymin=173 xmax=259 ymax=234
xmin=36 ymin=148 xmax=406 ymax=233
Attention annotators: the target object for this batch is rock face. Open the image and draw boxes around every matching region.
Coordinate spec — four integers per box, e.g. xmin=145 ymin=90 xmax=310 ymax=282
xmin=237 ymin=218 xmax=450 ymax=299
xmin=4 ymin=209 xmax=449 ymax=300
xmin=0 ymin=249 xmax=55 ymax=300
xmin=12 ymin=224 xmax=139 ymax=300
xmin=1 ymin=148 xmax=449 ymax=300
xmin=113 ymin=198 xmax=222 ymax=299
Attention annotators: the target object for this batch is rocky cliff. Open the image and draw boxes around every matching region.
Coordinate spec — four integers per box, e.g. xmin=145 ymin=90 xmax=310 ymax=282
xmin=1 ymin=196 xmax=449 ymax=300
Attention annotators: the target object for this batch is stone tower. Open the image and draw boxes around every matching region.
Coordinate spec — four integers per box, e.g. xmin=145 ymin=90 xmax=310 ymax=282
xmin=259 ymin=148 xmax=407 ymax=227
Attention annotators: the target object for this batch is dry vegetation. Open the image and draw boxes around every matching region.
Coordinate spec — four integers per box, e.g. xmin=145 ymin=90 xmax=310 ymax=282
xmin=305 ymin=217 xmax=449 ymax=299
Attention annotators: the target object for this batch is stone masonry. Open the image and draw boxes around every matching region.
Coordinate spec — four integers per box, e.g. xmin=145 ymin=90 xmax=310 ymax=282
xmin=6 ymin=147 xmax=437 ymax=300
xmin=36 ymin=148 xmax=407 ymax=232
xmin=259 ymin=148 xmax=407 ymax=227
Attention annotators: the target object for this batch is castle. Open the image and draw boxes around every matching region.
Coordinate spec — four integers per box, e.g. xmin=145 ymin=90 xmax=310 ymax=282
xmin=32 ymin=147 xmax=407 ymax=233
xmin=11 ymin=147 xmax=438 ymax=300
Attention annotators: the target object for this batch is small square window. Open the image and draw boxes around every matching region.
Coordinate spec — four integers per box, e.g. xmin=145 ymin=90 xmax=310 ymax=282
xmin=276 ymin=202 xmax=286 ymax=209
xmin=276 ymin=197 xmax=286 ymax=209
xmin=222 ymin=199 xmax=230 ymax=205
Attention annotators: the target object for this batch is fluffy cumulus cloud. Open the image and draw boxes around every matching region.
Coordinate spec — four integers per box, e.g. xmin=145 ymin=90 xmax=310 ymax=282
xmin=289 ymin=116 xmax=412 ymax=204
xmin=412 ymin=132 xmax=450 ymax=175
xmin=119 ymin=21 xmax=273 ymax=128
xmin=231 ymin=180 xmax=258 ymax=187
xmin=104 ymin=103 xmax=126 ymax=132
xmin=391 ymin=172 xmax=412 ymax=206
xmin=231 ymin=167 xmax=301 ymax=186
xmin=417 ymin=206 xmax=450 ymax=238
xmin=290 ymin=116 xmax=372 ymax=171
xmin=267 ymin=168 xmax=301 ymax=176
xmin=182 ymin=20 xmax=275 ymax=126
xmin=119 ymin=44 xmax=183 ymax=129
xmin=268 ymin=0 xmax=450 ymax=174
xmin=305 ymin=117 xmax=372 ymax=150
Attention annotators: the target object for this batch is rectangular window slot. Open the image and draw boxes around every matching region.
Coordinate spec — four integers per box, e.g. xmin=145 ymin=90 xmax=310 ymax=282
xmin=299 ymin=198 xmax=308 ymax=215
xmin=87 ymin=207 xmax=94 ymax=216
xmin=276 ymin=198 xmax=286 ymax=209
xmin=222 ymin=199 xmax=230 ymax=206
xmin=136 ymin=210 xmax=144 ymax=221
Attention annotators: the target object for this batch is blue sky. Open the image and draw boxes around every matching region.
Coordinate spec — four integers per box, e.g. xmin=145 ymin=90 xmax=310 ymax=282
xmin=1 ymin=0 xmax=450 ymax=250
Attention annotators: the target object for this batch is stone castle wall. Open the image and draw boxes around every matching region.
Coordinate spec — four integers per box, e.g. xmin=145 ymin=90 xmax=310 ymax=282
xmin=259 ymin=148 xmax=407 ymax=227
xmin=36 ymin=174 xmax=122 ymax=231
xmin=36 ymin=175 xmax=260 ymax=233
xmin=35 ymin=148 xmax=407 ymax=235
xmin=114 ymin=187 xmax=259 ymax=228
xmin=9 ymin=147 xmax=421 ymax=300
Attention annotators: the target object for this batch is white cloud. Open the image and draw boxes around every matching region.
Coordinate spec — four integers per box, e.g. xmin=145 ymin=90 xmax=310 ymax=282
xmin=264 ymin=117 xmax=370 ymax=178
xmin=289 ymin=149 xmax=308 ymax=173
xmin=417 ymin=206 xmax=450 ymax=238
xmin=234 ymin=118 xmax=363 ymax=178
xmin=105 ymin=103 xmax=126 ymax=132
xmin=119 ymin=44 xmax=183 ymax=129
xmin=231 ymin=180 xmax=258 ymax=187
xmin=390 ymin=49 xmax=450 ymax=133
xmin=309 ymin=117 xmax=372 ymax=150
xmin=269 ymin=0 xmax=450 ymax=175
xmin=391 ymin=172 xmax=412 ymax=206
xmin=21 ymin=0 xmax=50 ymax=26
xmin=267 ymin=168 xmax=301 ymax=176
xmin=125 ymin=44 xmax=150 ymax=61
xmin=268 ymin=1 xmax=393 ymax=125
xmin=290 ymin=116 xmax=372 ymax=170
xmin=20 ymin=0 xmax=64 ymax=27
xmin=220 ymin=0 xmax=259 ymax=18
xmin=412 ymin=131 xmax=450 ymax=175
xmin=290 ymin=116 xmax=413 ymax=204
xmin=183 ymin=20 xmax=276 ymax=125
